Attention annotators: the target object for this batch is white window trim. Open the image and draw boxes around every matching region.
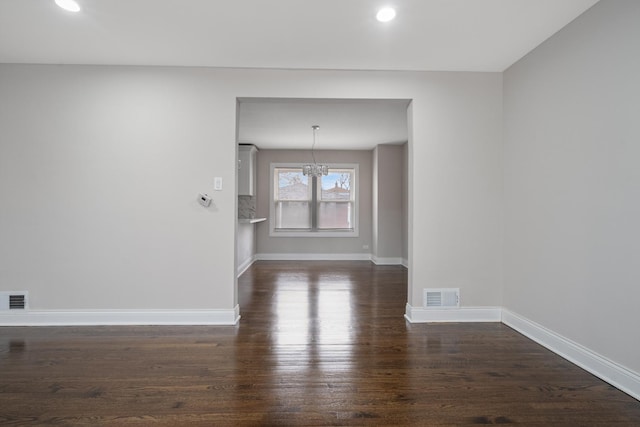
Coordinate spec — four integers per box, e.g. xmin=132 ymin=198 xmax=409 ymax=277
xmin=269 ymin=162 xmax=359 ymax=238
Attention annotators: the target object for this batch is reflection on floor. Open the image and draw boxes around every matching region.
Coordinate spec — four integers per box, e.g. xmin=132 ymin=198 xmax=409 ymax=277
xmin=0 ymin=261 xmax=638 ymax=425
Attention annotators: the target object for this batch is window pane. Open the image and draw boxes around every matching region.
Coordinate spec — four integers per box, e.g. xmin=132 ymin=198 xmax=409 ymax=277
xmin=276 ymin=169 xmax=310 ymax=201
xmin=318 ymin=169 xmax=354 ymax=230
xmin=271 ymin=164 xmax=357 ymax=235
xmin=318 ymin=202 xmax=353 ymax=230
xmin=275 ymin=201 xmax=311 ymax=229
xmin=320 ymin=170 xmax=353 ymax=201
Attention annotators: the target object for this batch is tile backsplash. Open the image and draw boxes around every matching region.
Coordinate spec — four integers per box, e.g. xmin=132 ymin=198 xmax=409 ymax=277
xmin=238 ymin=195 xmax=256 ymax=219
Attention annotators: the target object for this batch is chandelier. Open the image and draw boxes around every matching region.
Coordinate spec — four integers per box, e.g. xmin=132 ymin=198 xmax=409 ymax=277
xmin=302 ymin=125 xmax=328 ymax=177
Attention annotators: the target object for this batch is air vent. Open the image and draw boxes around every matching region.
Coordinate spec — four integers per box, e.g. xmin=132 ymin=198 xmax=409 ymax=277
xmin=424 ymin=288 xmax=459 ymax=309
xmin=10 ymin=294 xmax=26 ymax=310
xmin=0 ymin=291 xmax=28 ymax=311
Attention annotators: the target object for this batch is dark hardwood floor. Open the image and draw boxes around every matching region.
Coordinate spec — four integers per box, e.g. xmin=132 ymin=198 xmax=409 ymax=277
xmin=1 ymin=261 xmax=639 ymax=425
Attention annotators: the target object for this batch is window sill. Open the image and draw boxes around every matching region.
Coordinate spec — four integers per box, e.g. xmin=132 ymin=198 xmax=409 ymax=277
xmin=269 ymin=229 xmax=359 ymax=238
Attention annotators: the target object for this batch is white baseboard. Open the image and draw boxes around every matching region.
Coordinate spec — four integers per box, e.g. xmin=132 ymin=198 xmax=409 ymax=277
xmin=255 ymin=253 xmax=372 ymax=261
xmin=405 ymin=305 xmax=640 ymax=400
xmin=502 ymin=309 xmax=640 ymax=402
xmin=371 ymin=256 xmax=403 ymax=265
xmin=401 ymin=258 xmax=409 ymax=268
xmin=237 ymin=255 xmax=255 ymax=277
xmin=0 ymin=306 xmax=241 ymax=326
xmin=404 ymin=303 xmax=502 ymax=323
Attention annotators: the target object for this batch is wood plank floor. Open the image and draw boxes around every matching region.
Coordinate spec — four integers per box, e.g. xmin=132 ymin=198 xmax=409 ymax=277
xmin=1 ymin=261 xmax=639 ymax=425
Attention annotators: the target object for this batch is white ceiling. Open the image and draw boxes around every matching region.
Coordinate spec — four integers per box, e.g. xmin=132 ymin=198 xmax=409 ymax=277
xmin=0 ymin=0 xmax=598 ymax=72
xmin=0 ymin=0 xmax=600 ymax=150
xmin=238 ymin=99 xmax=409 ymax=150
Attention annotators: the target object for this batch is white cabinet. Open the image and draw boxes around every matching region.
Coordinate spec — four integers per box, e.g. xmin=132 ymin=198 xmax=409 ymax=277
xmin=238 ymin=145 xmax=258 ymax=196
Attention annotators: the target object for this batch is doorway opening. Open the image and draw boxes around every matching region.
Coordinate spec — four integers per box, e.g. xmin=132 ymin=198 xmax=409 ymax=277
xmin=234 ymin=97 xmax=412 ymax=319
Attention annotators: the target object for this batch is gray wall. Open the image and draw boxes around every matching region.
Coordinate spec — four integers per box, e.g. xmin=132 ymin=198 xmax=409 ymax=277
xmin=372 ymin=146 xmax=379 ymax=257
xmin=0 ymin=65 xmax=237 ymax=310
xmin=0 ymin=65 xmax=503 ymax=312
xmin=254 ymin=149 xmax=373 ymax=256
xmin=372 ymin=145 xmax=404 ymax=262
xmin=503 ymin=0 xmax=640 ymax=373
xmin=402 ymin=143 xmax=409 ymax=264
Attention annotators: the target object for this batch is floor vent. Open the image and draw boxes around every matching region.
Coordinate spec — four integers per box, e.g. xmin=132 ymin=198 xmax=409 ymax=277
xmin=424 ymin=288 xmax=459 ymax=309
xmin=0 ymin=292 xmax=28 ymax=310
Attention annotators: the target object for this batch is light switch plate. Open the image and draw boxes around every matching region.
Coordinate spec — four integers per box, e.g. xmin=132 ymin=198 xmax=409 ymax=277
xmin=214 ymin=177 xmax=223 ymax=190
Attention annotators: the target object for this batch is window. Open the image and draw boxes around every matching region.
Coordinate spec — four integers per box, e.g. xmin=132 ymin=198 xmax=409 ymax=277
xmin=274 ymin=168 xmax=312 ymax=230
xmin=271 ymin=164 xmax=358 ymax=237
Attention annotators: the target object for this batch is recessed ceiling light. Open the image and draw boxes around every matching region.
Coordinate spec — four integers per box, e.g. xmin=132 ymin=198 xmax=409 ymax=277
xmin=376 ymin=7 xmax=396 ymax=23
xmin=55 ymin=0 xmax=80 ymax=13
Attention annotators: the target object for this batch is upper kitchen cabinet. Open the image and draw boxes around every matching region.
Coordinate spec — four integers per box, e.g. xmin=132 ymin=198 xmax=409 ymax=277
xmin=238 ymin=144 xmax=258 ymax=196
